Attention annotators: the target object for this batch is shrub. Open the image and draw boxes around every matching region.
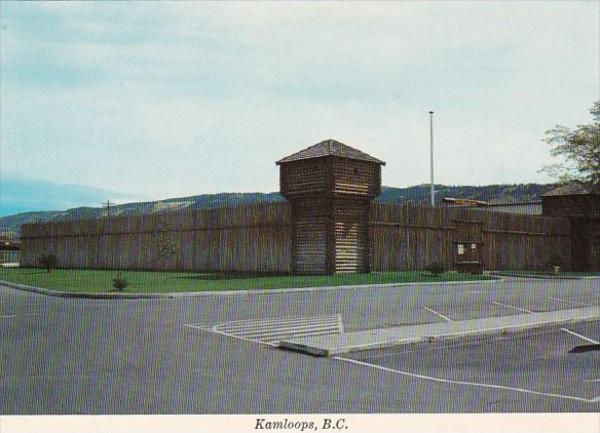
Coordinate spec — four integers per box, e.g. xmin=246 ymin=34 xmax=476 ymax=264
xmin=548 ymin=254 xmax=563 ymax=274
xmin=113 ymin=274 xmax=128 ymax=291
xmin=38 ymin=253 xmax=58 ymax=273
xmin=548 ymin=254 xmax=562 ymax=267
xmin=425 ymin=261 xmax=446 ymax=276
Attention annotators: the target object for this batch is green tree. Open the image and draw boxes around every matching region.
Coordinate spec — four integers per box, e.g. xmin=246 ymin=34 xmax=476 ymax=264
xmin=541 ymin=101 xmax=600 ymax=185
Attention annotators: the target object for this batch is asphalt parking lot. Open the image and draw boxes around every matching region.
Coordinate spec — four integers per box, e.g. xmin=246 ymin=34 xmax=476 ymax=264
xmin=1 ymin=276 xmax=598 ymax=413
xmin=338 ymin=321 xmax=600 ymax=410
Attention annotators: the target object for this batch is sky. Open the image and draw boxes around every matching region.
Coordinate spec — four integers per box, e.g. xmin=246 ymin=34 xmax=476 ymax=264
xmin=1 ymin=1 xmax=598 ymax=216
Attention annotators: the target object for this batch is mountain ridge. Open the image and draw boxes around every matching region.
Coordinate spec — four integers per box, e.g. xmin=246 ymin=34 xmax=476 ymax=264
xmin=0 ymin=183 xmax=555 ymax=237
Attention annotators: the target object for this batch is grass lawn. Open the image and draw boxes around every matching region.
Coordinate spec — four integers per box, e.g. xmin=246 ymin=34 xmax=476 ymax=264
xmin=0 ymin=267 xmax=493 ymax=294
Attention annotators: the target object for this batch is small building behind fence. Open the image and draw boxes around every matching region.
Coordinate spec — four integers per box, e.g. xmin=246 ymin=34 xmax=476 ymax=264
xmin=0 ymin=234 xmax=20 ymax=264
xmin=442 ymin=197 xmax=543 ymax=216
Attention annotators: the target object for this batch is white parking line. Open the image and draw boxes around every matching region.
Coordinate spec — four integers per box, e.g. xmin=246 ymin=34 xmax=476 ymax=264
xmin=0 ymin=314 xmax=16 ymax=318
xmin=214 ymin=317 xmax=339 ymax=333
xmin=207 ymin=314 xmax=335 ymax=328
xmin=333 ymin=356 xmax=600 ymax=404
xmin=184 ymin=324 xmax=278 ymax=347
xmin=585 ymin=379 xmax=600 ymax=383
xmin=195 ymin=323 xmax=214 ymax=329
xmin=560 ymin=328 xmax=600 ymax=345
xmin=213 ymin=329 xmax=279 ymax=347
xmin=424 ymin=306 xmax=453 ymax=322
xmin=491 ymin=301 xmax=533 ymax=314
xmin=337 ymin=314 xmax=345 ymax=334
xmin=549 ymin=296 xmax=593 ymax=307
xmin=184 ymin=323 xmax=211 ymax=331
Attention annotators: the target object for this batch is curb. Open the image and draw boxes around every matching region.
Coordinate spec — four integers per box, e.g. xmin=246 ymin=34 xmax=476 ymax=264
xmin=489 ymin=272 xmax=600 ymax=280
xmin=0 ymin=276 xmax=502 ymax=300
xmin=0 ymin=280 xmax=176 ymax=299
xmin=280 ymin=309 xmax=600 ymax=357
xmin=175 ymin=277 xmax=503 ymax=297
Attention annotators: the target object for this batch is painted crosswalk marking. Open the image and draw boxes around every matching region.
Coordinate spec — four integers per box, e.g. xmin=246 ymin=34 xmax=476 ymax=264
xmin=186 ymin=314 xmax=343 ymax=347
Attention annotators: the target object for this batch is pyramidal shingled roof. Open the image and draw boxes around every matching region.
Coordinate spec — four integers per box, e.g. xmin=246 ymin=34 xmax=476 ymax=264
xmin=542 ymin=182 xmax=600 ymax=196
xmin=276 ymin=139 xmax=386 ymax=165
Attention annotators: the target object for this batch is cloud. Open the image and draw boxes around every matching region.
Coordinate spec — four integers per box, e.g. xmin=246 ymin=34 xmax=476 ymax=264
xmin=0 ymin=1 xmax=598 ymax=204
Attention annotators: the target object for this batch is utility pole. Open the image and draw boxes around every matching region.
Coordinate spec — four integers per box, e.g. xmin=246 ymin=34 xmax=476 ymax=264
xmin=103 ymin=200 xmax=112 ymax=220
xmin=429 ymin=111 xmax=435 ymax=206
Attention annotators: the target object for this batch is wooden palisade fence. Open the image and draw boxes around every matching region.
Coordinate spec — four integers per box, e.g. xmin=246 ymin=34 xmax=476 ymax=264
xmin=21 ymin=201 xmax=572 ymax=273
xmin=20 ymin=139 xmax=591 ymax=274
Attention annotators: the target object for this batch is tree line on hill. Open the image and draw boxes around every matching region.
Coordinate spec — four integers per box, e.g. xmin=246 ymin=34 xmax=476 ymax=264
xmin=0 ymin=183 xmax=556 ymax=238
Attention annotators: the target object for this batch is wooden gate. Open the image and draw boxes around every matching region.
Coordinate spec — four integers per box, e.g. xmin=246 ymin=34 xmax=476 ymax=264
xmin=452 ymin=218 xmax=484 ymax=273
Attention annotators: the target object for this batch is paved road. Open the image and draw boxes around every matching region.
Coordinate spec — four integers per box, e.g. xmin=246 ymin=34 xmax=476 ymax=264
xmin=1 ymin=277 xmax=598 ymax=413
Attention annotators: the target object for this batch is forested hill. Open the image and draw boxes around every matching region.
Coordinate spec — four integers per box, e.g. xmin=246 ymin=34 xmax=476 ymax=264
xmin=378 ymin=183 xmax=553 ymax=205
xmin=0 ymin=183 xmax=554 ymax=237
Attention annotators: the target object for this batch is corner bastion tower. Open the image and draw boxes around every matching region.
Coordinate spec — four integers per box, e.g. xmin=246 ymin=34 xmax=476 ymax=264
xmin=541 ymin=183 xmax=600 ymax=271
xmin=277 ymin=139 xmax=386 ymax=274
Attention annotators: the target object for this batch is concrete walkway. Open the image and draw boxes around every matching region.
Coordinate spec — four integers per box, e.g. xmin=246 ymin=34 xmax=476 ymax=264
xmin=279 ymin=306 xmax=600 ymax=356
